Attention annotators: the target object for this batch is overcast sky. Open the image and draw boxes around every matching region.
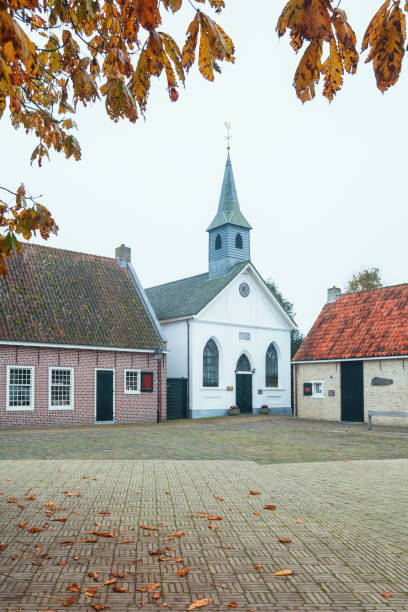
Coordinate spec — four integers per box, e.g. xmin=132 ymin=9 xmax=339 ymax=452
xmin=2 ymin=2 xmax=407 ymax=334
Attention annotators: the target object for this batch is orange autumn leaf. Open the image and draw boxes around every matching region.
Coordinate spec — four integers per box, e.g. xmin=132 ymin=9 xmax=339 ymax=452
xmin=249 ymin=491 xmax=260 ymax=495
xmin=171 ymin=531 xmax=186 ymax=537
xmin=52 ymin=517 xmax=67 ymax=522
xmin=207 ymin=516 xmax=222 ymax=521
xmin=67 ymin=584 xmax=80 ymax=592
xmin=90 ymin=605 xmax=109 ymax=611
xmin=225 ymin=604 xmax=238 ymax=608
xmin=177 ymin=567 xmax=189 ymax=576
xmin=110 ymin=571 xmax=125 ymax=578
xmin=113 ymin=586 xmax=129 ymax=593
xmin=88 ymin=571 xmax=99 ymax=581
xmin=208 ymin=523 xmax=216 ymax=530
xmin=62 ymin=596 xmax=77 ymax=607
xmin=99 ymin=511 xmax=111 ymax=515
xmin=103 ymin=579 xmax=117 ymax=586
xmin=57 ymin=561 xmax=68 ymax=566
xmin=188 ymin=598 xmax=214 ymax=610
xmin=88 ymin=531 xmax=115 ymax=538
xmin=381 ymin=593 xmax=393 ymax=598
xmin=264 ymin=505 xmax=276 ymax=510
xmin=273 ymin=569 xmax=294 ymax=576
xmin=253 ymin=511 xmax=260 ymax=516
xmin=140 ymin=525 xmax=158 ymax=531
xmin=278 ymin=538 xmax=292 ymax=544
xmin=152 ymin=592 xmax=162 ymax=600
xmin=136 ymin=584 xmax=161 ymax=592
xmin=253 ymin=564 xmax=263 ymax=569
xmin=85 ymin=587 xmax=98 ymax=597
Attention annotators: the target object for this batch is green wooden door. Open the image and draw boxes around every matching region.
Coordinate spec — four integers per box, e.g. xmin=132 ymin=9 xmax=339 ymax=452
xmin=96 ymin=370 xmax=114 ymax=422
xmin=236 ymin=374 xmax=252 ymax=414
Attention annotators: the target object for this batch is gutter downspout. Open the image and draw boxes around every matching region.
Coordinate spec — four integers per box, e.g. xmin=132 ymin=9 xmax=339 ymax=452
xmin=187 ymin=320 xmax=190 ymax=419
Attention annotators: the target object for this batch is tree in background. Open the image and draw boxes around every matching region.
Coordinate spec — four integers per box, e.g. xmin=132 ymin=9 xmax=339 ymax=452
xmin=265 ymin=279 xmax=304 ymax=358
xmin=0 ymin=0 xmax=233 ymax=276
xmin=345 ymin=267 xmax=383 ymax=293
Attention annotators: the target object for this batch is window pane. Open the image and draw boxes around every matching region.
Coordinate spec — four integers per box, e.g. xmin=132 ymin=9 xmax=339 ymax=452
xmin=265 ymin=344 xmax=278 ymax=387
xmin=203 ymin=340 xmax=219 ymax=387
xmin=126 ymin=370 xmax=139 ymax=391
xmin=9 ymin=368 xmax=32 ymax=407
xmin=50 ymin=369 xmax=71 ymax=406
xmin=237 ymin=354 xmax=250 ymax=372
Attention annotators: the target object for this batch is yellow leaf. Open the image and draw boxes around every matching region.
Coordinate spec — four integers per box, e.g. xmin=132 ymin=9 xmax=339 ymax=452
xmin=2 ymin=41 xmax=17 ymax=63
xmin=322 ymin=38 xmax=344 ymax=101
xmin=273 ymin=569 xmax=294 ymax=576
xmin=198 ymin=24 xmax=214 ymax=81
xmin=182 ymin=13 xmax=199 ymax=71
xmin=362 ymin=0 xmax=391 ymax=52
xmin=277 ymin=0 xmax=332 ymax=47
xmin=294 ymin=39 xmax=322 ymax=103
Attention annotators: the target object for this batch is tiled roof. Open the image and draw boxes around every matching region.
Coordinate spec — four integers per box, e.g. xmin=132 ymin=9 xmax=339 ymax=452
xmin=0 ymin=243 xmax=164 ymax=350
xmin=207 ymin=153 xmax=252 ymax=231
xmin=293 ymin=284 xmax=408 ymax=361
xmin=146 ymin=262 xmax=248 ymax=320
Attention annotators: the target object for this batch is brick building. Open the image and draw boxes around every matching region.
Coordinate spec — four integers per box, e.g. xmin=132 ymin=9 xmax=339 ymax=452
xmin=0 ymin=243 xmax=166 ymax=428
xmin=292 ymin=284 xmax=408 ymax=426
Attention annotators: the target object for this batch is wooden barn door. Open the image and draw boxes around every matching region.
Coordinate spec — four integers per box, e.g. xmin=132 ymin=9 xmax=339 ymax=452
xmin=341 ymin=361 xmax=364 ymax=422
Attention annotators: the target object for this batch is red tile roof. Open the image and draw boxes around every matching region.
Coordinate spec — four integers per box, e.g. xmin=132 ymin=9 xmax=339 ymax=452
xmin=0 ymin=243 xmax=164 ymax=350
xmin=293 ymin=284 xmax=408 ymax=362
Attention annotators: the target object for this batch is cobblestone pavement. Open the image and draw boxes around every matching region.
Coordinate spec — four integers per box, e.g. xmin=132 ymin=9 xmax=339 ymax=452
xmin=0 ymin=459 xmax=407 ymax=611
xmin=1 ymin=416 xmax=408 ymax=463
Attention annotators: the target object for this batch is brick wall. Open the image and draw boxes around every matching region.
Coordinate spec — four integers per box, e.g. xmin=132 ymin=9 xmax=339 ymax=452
xmin=294 ymin=362 xmax=341 ymax=421
xmin=294 ymin=359 xmax=408 ymax=425
xmin=0 ymin=344 xmax=167 ymax=428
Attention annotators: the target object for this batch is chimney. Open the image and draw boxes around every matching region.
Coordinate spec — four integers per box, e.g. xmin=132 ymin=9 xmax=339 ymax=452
xmin=327 ymin=286 xmax=341 ymax=303
xmin=116 ymin=244 xmax=131 ymax=266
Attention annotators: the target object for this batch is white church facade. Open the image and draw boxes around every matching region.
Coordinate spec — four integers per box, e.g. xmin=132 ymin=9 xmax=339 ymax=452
xmin=146 ymin=153 xmax=296 ymax=419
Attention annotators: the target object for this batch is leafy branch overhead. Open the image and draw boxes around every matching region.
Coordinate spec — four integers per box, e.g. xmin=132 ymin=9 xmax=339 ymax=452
xmin=0 ymin=0 xmax=234 ymax=166
xmin=277 ymin=0 xmax=407 ymax=102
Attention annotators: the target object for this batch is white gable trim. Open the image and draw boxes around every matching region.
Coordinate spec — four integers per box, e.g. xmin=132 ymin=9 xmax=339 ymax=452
xmin=198 ymin=263 xmax=297 ymax=330
xmin=196 ymin=319 xmax=291 ymax=333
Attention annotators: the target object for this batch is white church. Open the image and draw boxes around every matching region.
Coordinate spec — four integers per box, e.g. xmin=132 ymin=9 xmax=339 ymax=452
xmin=146 ymin=151 xmax=296 ymax=419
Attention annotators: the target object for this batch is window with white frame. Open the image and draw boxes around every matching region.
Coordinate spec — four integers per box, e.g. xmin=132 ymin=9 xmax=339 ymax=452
xmin=311 ymin=380 xmax=324 ymax=398
xmin=124 ymin=369 xmax=141 ymax=394
xmin=7 ymin=366 xmax=34 ymax=411
xmin=49 ymin=368 xmax=74 ymax=409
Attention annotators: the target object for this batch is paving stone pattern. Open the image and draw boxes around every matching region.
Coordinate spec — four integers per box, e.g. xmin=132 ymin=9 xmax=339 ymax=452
xmin=0 ymin=459 xmax=407 ymax=611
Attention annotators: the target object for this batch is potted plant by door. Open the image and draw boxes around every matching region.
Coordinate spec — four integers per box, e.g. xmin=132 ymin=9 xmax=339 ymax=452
xmin=228 ymin=404 xmax=240 ymax=416
xmin=260 ymin=404 xmax=270 ymax=414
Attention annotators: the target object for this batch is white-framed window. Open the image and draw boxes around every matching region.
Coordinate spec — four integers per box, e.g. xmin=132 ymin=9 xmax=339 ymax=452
xmin=7 ymin=366 xmax=35 ymax=411
xmin=49 ymin=367 xmax=74 ymax=410
xmin=311 ymin=380 xmax=324 ymax=398
xmin=124 ymin=369 xmax=141 ymax=394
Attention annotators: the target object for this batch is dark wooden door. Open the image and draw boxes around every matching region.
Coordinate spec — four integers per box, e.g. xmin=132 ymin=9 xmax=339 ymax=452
xmin=341 ymin=361 xmax=364 ymax=422
xmin=236 ymin=374 xmax=252 ymax=413
xmin=166 ymin=378 xmax=187 ymax=419
xmin=96 ymin=370 xmax=114 ymax=422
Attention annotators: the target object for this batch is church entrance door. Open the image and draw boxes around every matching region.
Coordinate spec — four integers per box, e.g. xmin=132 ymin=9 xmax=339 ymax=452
xmin=235 ymin=355 xmax=252 ymax=414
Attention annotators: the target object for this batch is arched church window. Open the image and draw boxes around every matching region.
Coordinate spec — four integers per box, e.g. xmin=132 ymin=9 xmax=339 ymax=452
xmin=235 ymin=233 xmax=243 ymax=249
xmin=215 ymin=234 xmax=222 ymax=250
xmin=203 ymin=339 xmax=219 ymax=387
xmin=265 ymin=343 xmax=278 ymax=387
xmin=236 ymin=354 xmax=251 ymax=372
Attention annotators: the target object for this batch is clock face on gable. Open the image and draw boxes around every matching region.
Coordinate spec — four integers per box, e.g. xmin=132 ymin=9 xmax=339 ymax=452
xmin=239 ymin=282 xmax=250 ymax=297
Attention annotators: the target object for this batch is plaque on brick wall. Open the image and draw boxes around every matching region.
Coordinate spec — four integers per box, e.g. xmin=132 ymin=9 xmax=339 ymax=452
xmin=328 ymin=390 xmax=335 ymax=397
xmin=371 ymin=377 xmax=393 ymax=386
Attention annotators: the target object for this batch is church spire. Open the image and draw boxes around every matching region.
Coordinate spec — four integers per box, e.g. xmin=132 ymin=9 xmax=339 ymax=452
xmin=207 ymin=152 xmax=252 ymax=231
xmin=207 ymin=128 xmax=252 ymax=278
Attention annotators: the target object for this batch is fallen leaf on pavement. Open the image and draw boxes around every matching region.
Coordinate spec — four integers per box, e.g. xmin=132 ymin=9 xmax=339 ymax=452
xmin=67 ymin=584 xmax=80 ymax=592
xmin=188 ymin=598 xmax=214 ymax=610
xmin=207 ymin=516 xmax=222 ymax=521
xmin=62 ymin=596 xmax=77 ymax=607
xmin=177 ymin=568 xmax=189 ymax=576
xmin=103 ymin=579 xmax=117 ymax=586
xmin=264 ymin=505 xmax=276 ymax=510
xmin=253 ymin=564 xmax=263 ymax=569
xmin=208 ymin=523 xmax=216 ymax=530
xmin=85 ymin=587 xmax=98 ymax=597
xmin=110 ymin=572 xmax=125 ymax=578
xmin=171 ymin=531 xmax=186 ymax=537
xmin=278 ymin=538 xmax=292 ymax=544
xmin=140 ymin=525 xmax=158 ymax=531
xmin=215 ymin=496 xmax=224 ymax=501
xmin=90 ymin=605 xmax=109 ymax=611
xmin=249 ymin=491 xmax=260 ymax=495
xmin=57 ymin=561 xmax=68 ymax=566
xmin=88 ymin=571 xmax=99 ymax=581
xmin=152 ymin=592 xmax=162 ymax=600
xmin=273 ymin=569 xmax=294 ymax=576
xmin=381 ymin=593 xmax=393 ymax=598
xmin=253 ymin=512 xmax=259 ymax=516
xmin=149 ymin=549 xmax=165 ymax=556
xmin=113 ymin=586 xmax=129 ymax=593
xmin=88 ymin=531 xmax=115 ymax=538
xmin=136 ymin=584 xmax=161 ymax=592
xmin=225 ymin=604 xmax=238 ymax=608
xmin=52 ymin=518 xmax=67 ymax=523
xmin=99 ymin=511 xmax=110 ymax=515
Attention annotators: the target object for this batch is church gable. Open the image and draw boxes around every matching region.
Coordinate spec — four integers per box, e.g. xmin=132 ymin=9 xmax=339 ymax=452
xmin=198 ymin=264 xmax=296 ymax=330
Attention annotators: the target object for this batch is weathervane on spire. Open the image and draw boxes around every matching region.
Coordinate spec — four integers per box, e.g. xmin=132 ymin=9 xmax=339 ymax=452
xmin=224 ymin=121 xmax=231 ymax=151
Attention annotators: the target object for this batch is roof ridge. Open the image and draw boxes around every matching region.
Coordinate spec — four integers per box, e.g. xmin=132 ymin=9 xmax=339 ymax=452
xmin=146 ymin=270 xmax=208 ymax=292
xmin=342 ymin=281 xmax=408 ymax=296
xmin=19 ymin=241 xmax=116 ymax=262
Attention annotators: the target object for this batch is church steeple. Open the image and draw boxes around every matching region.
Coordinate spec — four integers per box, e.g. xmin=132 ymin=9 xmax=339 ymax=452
xmin=207 ymin=150 xmax=252 ymax=279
